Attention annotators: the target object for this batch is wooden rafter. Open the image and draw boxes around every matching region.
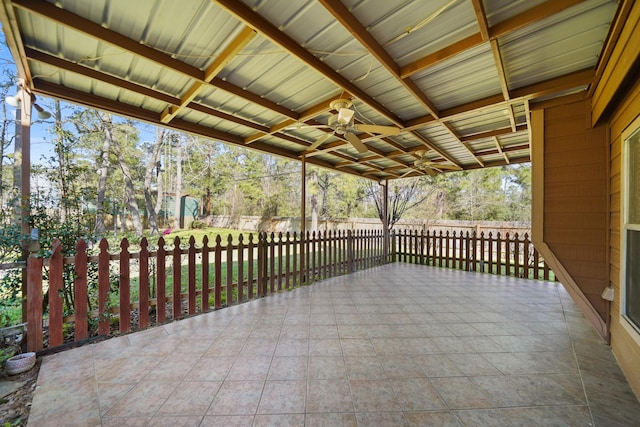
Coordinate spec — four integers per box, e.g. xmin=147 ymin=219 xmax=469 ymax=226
xmin=400 ymin=0 xmax=585 ymax=79
xmin=318 ymin=0 xmax=440 ymax=119
xmin=161 ymin=27 xmax=257 ymax=124
xmin=493 ymin=137 xmax=510 ymax=164
xmin=404 ymin=68 xmax=595 ymax=132
xmin=442 ymin=123 xmax=483 ymax=167
xmin=214 ymin=0 xmax=404 ymax=127
xmin=244 ymin=92 xmax=350 ymax=144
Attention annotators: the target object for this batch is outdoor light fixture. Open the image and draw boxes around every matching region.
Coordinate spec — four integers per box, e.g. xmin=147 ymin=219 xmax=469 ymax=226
xmin=5 ymin=89 xmax=23 ymax=108
xmin=33 ymin=103 xmax=51 ymax=120
xmin=5 ymin=85 xmax=52 ymax=120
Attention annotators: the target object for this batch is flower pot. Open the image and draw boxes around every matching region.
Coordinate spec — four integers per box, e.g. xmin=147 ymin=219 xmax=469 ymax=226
xmin=6 ymin=352 xmax=36 ymax=375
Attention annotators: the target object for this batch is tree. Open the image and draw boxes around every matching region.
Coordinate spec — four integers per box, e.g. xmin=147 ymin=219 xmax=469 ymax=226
xmin=142 ymin=127 xmax=165 ymax=235
xmin=364 ymin=177 xmax=436 ymax=230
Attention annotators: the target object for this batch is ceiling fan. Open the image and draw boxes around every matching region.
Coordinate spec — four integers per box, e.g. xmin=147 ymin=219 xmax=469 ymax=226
xmin=292 ymin=99 xmax=400 ymax=153
xmin=412 ymin=150 xmax=460 ymax=176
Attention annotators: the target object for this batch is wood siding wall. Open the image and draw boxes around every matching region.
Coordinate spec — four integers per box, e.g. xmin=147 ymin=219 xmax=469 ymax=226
xmin=608 ymin=76 xmax=640 ymax=398
xmin=543 ymin=99 xmax=609 ymax=321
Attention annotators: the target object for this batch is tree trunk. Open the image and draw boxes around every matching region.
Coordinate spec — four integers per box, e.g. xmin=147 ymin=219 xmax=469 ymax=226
xmin=112 ymin=127 xmax=143 ymax=236
xmin=144 ymin=128 xmax=164 ymax=235
xmin=94 ymin=119 xmax=112 ymax=236
xmin=173 ymin=136 xmax=183 ymax=230
xmin=53 ymin=101 xmax=69 ymax=223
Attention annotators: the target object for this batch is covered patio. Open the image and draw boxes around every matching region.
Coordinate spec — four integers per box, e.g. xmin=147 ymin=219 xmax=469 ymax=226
xmin=28 ymin=263 xmax=640 ymax=426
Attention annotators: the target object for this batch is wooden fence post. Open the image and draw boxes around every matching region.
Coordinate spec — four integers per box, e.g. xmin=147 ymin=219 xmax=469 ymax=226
xmin=156 ymin=237 xmax=167 ymax=323
xmin=238 ymin=234 xmax=245 ymax=302
xmin=97 ymin=239 xmax=110 ymax=337
xmin=248 ymin=233 xmax=255 ymax=299
xmin=523 ymin=233 xmax=530 ymax=279
xmin=48 ymin=239 xmax=64 ymax=347
xmin=227 ymin=234 xmax=234 ymax=305
xmin=202 ymin=235 xmax=210 ymax=311
xmin=188 ymin=236 xmax=196 ymax=315
xmin=139 ymin=237 xmax=150 ymax=329
xmin=75 ymin=239 xmax=89 ymax=340
xmin=26 ymin=253 xmax=43 ymax=352
xmin=215 ymin=235 xmax=222 ymax=307
xmin=172 ymin=237 xmax=182 ymax=319
xmin=119 ymin=238 xmax=130 ymax=333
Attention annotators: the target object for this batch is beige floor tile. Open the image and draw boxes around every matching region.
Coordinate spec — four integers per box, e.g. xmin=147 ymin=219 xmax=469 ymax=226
xmin=308 ymin=356 xmax=347 ymax=380
xmin=104 ymin=381 xmax=176 ymax=417
xmin=349 ymin=379 xmax=402 ymax=412
xmin=306 ymin=379 xmax=353 ymax=413
xmin=257 ymin=380 xmax=306 ymax=414
xmin=206 ymin=380 xmax=264 ymax=415
xmin=156 ymin=381 xmax=221 ymax=415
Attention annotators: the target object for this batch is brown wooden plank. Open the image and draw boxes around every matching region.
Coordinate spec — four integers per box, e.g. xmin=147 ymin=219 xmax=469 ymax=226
xmin=238 ymin=234 xmax=245 ymax=302
xmin=215 ymin=235 xmax=222 ymax=308
xmin=292 ymin=232 xmax=298 ymax=287
xmin=202 ymin=235 xmax=210 ymax=311
xmin=226 ymin=235 xmax=234 ymax=305
xmin=118 ymin=239 xmax=130 ymax=333
xmin=278 ymin=232 xmax=283 ymax=291
xmin=48 ymin=239 xmax=64 ymax=347
xmin=26 ymin=255 xmax=43 ymax=352
xmin=496 ymin=233 xmax=503 ymax=275
xmin=248 ymin=234 xmax=254 ymax=299
xmin=139 ymin=238 xmax=150 ymax=329
xmin=73 ymin=239 xmax=89 ymax=340
xmin=513 ymin=233 xmax=521 ymax=277
xmin=285 ymin=232 xmax=291 ymax=290
xmin=488 ymin=233 xmax=494 ymax=274
xmin=172 ymin=237 xmax=182 ymax=319
xmin=187 ymin=237 xmax=196 ymax=315
xmin=269 ymin=233 xmax=276 ymax=293
xmin=157 ymin=237 xmax=167 ymax=322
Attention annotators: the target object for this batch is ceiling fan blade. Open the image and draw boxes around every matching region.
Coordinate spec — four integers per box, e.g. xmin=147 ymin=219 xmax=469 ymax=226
xmin=285 ymin=124 xmax=329 ymax=130
xmin=345 ymin=132 xmax=368 ymax=153
xmin=307 ymin=133 xmax=331 ymax=150
xmin=355 ymin=124 xmax=400 ymax=135
xmin=425 ymin=168 xmax=438 ymax=177
xmin=337 ymin=108 xmax=355 ymax=124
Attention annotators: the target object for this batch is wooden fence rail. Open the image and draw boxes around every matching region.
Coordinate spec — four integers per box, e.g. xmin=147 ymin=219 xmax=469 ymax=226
xmin=24 ymin=228 xmax=555 ymax=352
xmin=25 ymin=230 xmax=386 ymax=352
xmin=392 ymin=229 xmax=554 ymax=280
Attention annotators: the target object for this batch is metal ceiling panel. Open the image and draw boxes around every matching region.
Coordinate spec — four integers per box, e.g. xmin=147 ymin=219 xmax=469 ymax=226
xmin=0 ymin=0 xmax=623 ymax=180
xmin=411 ymin=43 xmax=502 ymax=111
xmin=499 ymin=0 xmax=617 ymax=90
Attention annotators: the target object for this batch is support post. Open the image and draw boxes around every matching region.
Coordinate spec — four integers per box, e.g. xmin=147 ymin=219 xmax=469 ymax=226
xmin=300 ymin=156 xmax=306 ymax=282
xmin=381 ymin=180 xmax=389 ymax=262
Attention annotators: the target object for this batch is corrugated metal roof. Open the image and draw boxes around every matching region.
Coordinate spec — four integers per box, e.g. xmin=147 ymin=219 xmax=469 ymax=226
xmin=0 ymin=0 xmax=622 ymax=180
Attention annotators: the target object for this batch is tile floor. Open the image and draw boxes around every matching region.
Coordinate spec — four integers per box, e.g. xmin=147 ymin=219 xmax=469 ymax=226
xmin=27 ymin=264 xmax=640 ymax=426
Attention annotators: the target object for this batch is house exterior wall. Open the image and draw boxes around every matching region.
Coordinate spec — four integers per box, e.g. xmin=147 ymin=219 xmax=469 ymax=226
xmin=608 ymin=76 xmax=640 ymax=398
xmin=543 ymin=99 xmax=609 ymax=321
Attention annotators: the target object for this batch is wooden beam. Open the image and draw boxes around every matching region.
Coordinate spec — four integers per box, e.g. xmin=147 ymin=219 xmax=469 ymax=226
xmin=32 ymin=79 xmax=397 ymax=179
xmin=401 ymin=0 xmax=584 ymax=79
xmin=161 ymin=26 xmax=257 ymax=123
xmin=215 ymin=0 xmax=404 ymax=127
xmin=244 ymin=92 xmax=350 ymax=144
xmin=493 ymin=136 xmax=510 ymax=164
xmin=405 ymin=68 xmax=595 ymax=133
xmin=442 ymin=122 xmax=483 ymax=167
xmin=471 ymin=0 xmax=490 ymax=41
xmin=459 ymin=125 xmax=528 ymax=142
xmin=13 ymin=0 xmax=201 ymax=79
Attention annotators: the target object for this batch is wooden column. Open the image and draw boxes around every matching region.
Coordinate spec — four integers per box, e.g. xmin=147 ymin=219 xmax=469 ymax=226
xmin=300 ymin=156 xmax=306 ymax=280
xmin=382 ymin=180 xmax=389 ymax=262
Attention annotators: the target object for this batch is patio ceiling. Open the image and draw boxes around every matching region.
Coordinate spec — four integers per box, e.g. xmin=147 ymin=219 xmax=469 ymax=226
xmin=0 ymin=0 xmax=621 ymax=180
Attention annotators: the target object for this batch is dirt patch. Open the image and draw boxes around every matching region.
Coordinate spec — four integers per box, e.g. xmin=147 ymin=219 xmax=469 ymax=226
xmin=0 ymin=360 xmax=40 ymax=426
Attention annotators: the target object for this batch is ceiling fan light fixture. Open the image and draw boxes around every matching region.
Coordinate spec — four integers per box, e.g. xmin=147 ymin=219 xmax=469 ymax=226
xmin=337 ymin=107 xmax=354 ymax=125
